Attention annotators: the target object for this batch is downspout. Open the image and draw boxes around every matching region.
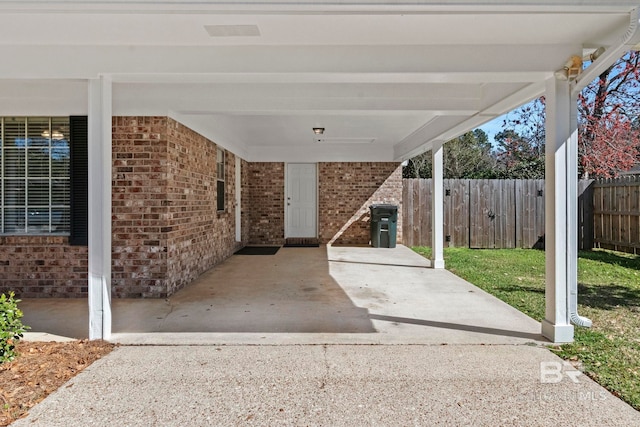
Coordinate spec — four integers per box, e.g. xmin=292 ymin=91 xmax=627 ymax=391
xmin=567 ymin=7 xmax=640 ymax=328
xmin=567 ymin=88 xmax=592 ymax=329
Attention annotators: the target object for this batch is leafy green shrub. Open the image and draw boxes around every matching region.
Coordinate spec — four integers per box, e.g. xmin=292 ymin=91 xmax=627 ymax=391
xmin=0 ymin=292 xmax=29 ymax=363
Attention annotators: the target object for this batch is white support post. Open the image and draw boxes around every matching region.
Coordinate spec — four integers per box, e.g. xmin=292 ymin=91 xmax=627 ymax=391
xmin=431 ymin=141 xmax=445 ymax=269
xmin=541 ymin=77 xmax=574 ymax=343
xmin=88 ymin=77 xmax=112 ymax=340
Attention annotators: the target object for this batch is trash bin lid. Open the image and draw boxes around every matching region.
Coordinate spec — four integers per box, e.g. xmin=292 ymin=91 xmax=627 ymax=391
xmin=370 ymin=204 xmax=398 ymax=210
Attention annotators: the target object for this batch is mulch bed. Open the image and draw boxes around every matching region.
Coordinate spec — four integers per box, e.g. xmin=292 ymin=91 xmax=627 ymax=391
xmin=0 ymin=340 xmax=115 ymax=426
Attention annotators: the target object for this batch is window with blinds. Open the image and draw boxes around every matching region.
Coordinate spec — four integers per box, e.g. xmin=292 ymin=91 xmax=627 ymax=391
xmin=0 ymin=117 xmax=71 ymax=234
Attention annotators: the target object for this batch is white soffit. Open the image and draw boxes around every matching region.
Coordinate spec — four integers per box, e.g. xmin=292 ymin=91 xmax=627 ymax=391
xmin=204 ymin=25 xmax=261 ymax=38
xmin=0 ymin=1 xmax=638 ymax=161
xmin=314 ymin=138 xmax=376 ymax=144
xmin=0 ymin=12 xmax=629 ymax=47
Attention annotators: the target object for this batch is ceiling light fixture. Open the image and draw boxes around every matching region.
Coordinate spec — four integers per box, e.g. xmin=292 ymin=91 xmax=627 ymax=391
xmin=312 ymin=127 xmax=325 ymax=135
xmin=41 ymin=130 xmax=65 ymax=140
xmin=554 ymin=55 xmax=583 ymax=81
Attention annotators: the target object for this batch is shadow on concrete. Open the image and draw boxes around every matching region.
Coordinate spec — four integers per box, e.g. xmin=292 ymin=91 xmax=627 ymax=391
xmin=22 ymin=245 xmax=544 ymax=344
xmin=330 ymin=259 xmax=430 ymax=269
xmin=369 ymin=314 xmax=544 ymax=341
xmin=110 ymin=246 xmax=376 ymax=334
xmin=20 ymin=298 xmax=90 ymax=340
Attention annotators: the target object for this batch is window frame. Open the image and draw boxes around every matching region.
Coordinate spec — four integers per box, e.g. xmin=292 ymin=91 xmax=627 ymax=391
xmin=0 ymin=116 xmax=71 ymax=235
xmin=216 ymin=147 xmax=225 ymax=212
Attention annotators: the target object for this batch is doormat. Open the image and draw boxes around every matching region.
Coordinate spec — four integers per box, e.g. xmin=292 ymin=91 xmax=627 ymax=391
xmin=284 ymin=237 xmax=320 ymax=247
xmin=283 ymin=243 xmax=320 ymax=248
xmin=235 ymin=246 xmax=280 ymax=255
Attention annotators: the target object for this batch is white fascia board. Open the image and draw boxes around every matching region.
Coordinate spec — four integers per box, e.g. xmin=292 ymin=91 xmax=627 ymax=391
xmin=0 ymin=79 xmax=88 ymax=115
xmin=394 ymin=115 xmax=472 ymax=161
xmin=479 ymin=80 xmax=547 ymax=117
xmin=0 ymin=45 xmax=579 ymax=79
xmin=0 ymin=1 xmax=638 ymax=14
xmin=111 ymin=72 xmax=550 ymax=85
xmin=393 ymin=80 xmax=546 ymax=161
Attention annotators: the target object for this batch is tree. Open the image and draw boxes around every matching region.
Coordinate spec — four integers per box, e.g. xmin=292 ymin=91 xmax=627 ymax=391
xmin=403 ymin=150 xmax=432 ymax=178
xmin=403 ymin=129 xmax=497 ymax=178
xmin=502 ymin=51 xmax=640 ymax=179
xmin=495 ymin=97 xmax=546 ymax=178
xmin=445 ymin=129 xmax=497 ymax=178
xmin=578 ymin=51 xmax=640 ymax=178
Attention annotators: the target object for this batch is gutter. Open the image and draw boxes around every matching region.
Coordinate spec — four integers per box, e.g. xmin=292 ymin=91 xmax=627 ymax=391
xmin=567 ymin=7 xmax=640 ymax=329
xmin=573 ymin=7 xmax=640 ymax=94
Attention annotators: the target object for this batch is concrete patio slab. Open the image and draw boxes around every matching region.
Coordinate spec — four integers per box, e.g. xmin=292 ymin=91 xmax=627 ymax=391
xmin=11 ymin=345 xmax=640 ymax=426
xmin=21 ymin=245 xmax=545 ymax=345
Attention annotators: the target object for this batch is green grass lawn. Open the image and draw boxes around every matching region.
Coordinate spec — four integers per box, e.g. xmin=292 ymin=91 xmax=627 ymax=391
xmin=413 ymin=246 xmax=640 ymax=411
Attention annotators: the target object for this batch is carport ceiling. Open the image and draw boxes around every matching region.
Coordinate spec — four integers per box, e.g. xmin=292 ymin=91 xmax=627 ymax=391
xmin=0 ymin=1 xmax=638 ymax=162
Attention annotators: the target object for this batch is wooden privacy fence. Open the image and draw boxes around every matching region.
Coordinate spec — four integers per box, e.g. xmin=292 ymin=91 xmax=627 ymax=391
xmin=593 ymin=176 xmax=640 ymax=254
xmin=402 ymin=179 xmax=595 ymax=250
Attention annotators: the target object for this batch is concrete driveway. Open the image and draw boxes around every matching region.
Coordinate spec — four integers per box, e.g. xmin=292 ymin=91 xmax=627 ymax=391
xmin=22 ymin=245 xmax=544 ymax=345
xmin=11 ymin=344 xmax=640 ymax=427
xmin=16 ymin=245 xmax=640 ymax=426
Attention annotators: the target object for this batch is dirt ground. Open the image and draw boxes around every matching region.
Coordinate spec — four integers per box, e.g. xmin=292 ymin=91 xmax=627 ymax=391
xmin=0 ymin=340 xmax=114 ymax=426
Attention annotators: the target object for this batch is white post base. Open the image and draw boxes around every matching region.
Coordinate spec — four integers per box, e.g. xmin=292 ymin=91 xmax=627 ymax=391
xmin=431 ymin=258 xmax=445 ymax=269
xmin=542 ymin=319 xmax=574 ymax=344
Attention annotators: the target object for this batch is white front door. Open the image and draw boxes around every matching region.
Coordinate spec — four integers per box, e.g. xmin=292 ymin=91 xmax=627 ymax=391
xmin=286 ymin=163 xmax=317 ymax=238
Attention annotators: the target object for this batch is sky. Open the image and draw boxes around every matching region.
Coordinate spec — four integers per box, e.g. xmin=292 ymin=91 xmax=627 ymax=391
xmin=477 ymin=113 xmax=508 ymax=147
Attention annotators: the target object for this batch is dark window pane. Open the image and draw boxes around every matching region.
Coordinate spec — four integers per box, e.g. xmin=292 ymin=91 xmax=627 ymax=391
xmin=3 ymin=179 xmax=25 ymax=206
xmin=27 ymin=207 xmax=50 ymax=231
xmin=5 ymin=119 xmax=26 ymax=142
xmin=217 ymin=180 xmax=225 ymax=211
xmin=4 ymin=207 xmax=25 ymax=233
xmin=27 ymin=179 xmax=50 ymax=206
xmin=28 ymin=147 xmax=50 ymax=177
xmin=4 ymin=147 xmax=25 ymax=177
xmin=27 ymin=117 xmax=50 ymax=140
xmin=51 ymin=139 xmax=70 ymax=177
xmin=51 ymin=179 xmax=70 ymax=205
xmin=53 ymin=207 xmax=70 ymax=233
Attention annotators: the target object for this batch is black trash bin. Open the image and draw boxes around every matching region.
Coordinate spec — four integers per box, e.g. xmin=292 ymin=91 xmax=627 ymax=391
xmin=369 ymin=204 xmax=398 ymax=248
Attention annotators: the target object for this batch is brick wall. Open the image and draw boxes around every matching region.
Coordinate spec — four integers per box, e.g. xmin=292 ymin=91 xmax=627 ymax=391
xmin=241 ymin=159 xmax=251 ymax=244
xmin=244 ymin=162 xmax=402 ymax=246
xmin=112 ymin=116 xmax=169 ymax=297
xmin=1 ymin=116 xmax=245 ymax=299
xmin=318 ymin=162 xmax=402 ymax=245
xmin=113 ymin=116 xmax=244 ymax=297
xmin=1 ymin=132 xmax=400 ymax=297
xmin=0 ymin=236 xmax=88 ymax=297
xmin=164 ymin=118 xmax=241 ymax=296
xmin=247 ymin=162 xmax=285 ymax=245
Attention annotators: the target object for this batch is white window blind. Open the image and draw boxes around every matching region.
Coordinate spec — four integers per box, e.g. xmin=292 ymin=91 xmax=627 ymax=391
xmin=1 ymin=117 xmax=70 ymax=234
